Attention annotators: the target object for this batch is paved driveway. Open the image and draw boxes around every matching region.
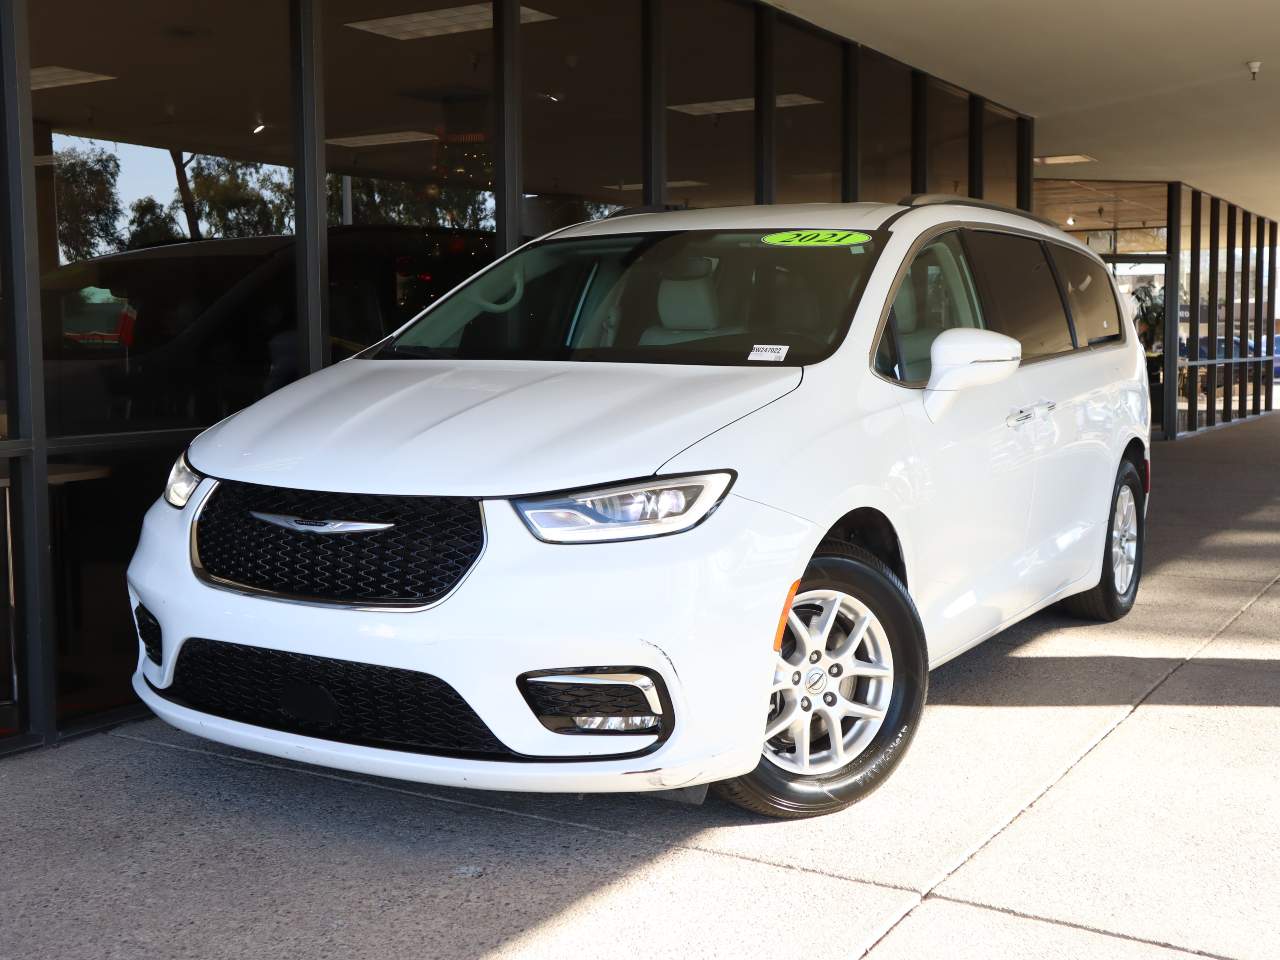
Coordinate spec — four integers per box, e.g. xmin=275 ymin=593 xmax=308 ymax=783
xmin=4 ymin=415 xmax=1278 ymax=959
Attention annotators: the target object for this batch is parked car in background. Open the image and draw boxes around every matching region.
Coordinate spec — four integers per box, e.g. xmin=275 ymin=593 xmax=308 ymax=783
xmin=130 ymin=198 xmax=1150 ymax=818
xmin=41 ymin=226 xmax=494 ymax=435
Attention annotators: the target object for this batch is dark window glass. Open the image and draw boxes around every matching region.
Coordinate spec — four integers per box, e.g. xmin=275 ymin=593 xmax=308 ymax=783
xmin=382 ymin=230 xmax=885 ymax=366
xmin=666 ymin=0 xmax=755 ymax=208
xmin=881 ymin=233 xmax=984 ymax=382
xmin=927 ymin=81 xmax=967 ymax=197
xmin=323 ymin=0 xmax=498 ymax=360
xmin=31 ymin=0 xmax=296 ymax=437
xmin=522 ymin=1 xmax=639 ymax=233
xmin=859 ymin=50 xmax=911 ymax=203
xmin=49 ymin=449 xmax=181 ymax=724
xmin=1050 ymin=246 xmax=1122 ymax=347
xmin=983 ymin=105 xmax=1017 ymax=208
xmin=775 ymin=20 xmax=841 ymax=205
xmin=966 ymin=231 xmax=1074 ymax=359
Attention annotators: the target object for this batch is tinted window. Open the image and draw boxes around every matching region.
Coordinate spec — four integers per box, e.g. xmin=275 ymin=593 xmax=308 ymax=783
xmin=382 ymin=230 xmax=884 ymax=366
xmin=966 ymin=231 xmax=1074 ymax=360
xmin=1049 ymin=245 xmax=1123 ymax=347
xmin=880 ymin=233 xmax=984 ymax=382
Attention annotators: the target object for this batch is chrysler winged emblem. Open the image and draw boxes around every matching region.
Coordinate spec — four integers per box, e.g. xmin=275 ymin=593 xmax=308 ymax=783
xmin=250 ymin=511 xmax=393 ymax=534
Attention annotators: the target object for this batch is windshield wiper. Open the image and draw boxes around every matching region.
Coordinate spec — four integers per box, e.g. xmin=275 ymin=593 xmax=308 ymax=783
xmin=387 ymin=343 xmax=454 ymax=360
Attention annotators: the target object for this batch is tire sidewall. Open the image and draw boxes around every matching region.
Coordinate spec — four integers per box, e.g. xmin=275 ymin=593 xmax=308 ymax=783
xmin=737 ymin=547 xmax=928 ymax=816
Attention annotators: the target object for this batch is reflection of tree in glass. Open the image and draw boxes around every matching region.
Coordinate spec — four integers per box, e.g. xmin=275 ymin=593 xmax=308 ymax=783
xmin=122 ymin=197 xmax=183 ymax=250
xmin=189 ymin=156 xmax=295 ymax=237
xmin=53 ymin=146 xmax=122 ymax=262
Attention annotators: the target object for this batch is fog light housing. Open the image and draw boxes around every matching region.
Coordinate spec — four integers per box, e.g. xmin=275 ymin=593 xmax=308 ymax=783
xmin=519 ymin=668 xmax=671 ymax=740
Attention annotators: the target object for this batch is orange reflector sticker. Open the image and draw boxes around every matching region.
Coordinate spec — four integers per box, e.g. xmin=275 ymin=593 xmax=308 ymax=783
xmin=774 ymin=580 xmax=801 ymax=651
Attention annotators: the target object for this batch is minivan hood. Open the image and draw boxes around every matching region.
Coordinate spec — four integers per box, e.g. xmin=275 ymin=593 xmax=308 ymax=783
xmin=188 ymin=359 xmax=801 ymax=496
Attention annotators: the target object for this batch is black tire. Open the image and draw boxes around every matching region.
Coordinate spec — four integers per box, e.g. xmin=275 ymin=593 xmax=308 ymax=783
xmin=712 ymin=541 xmax=928 ymax=819
xmin=1059 ymin=459 xmax=1145 ymax=622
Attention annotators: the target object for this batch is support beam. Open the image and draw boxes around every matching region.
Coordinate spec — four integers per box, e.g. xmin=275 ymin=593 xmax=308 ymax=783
xmin=968 ymin=95 xmax=985 ymax=199
xmin=0 ymin=0 xmax=57 ymax=743
xmin=754 ymin=5 xmax=776 ymax=205
xmin=1162 ymin=182 xmax=1181 ymax=439
xmin=642 ymin=0 xmax=666 ymax=209
xmin=290 ymin=0 xmax=328 ymax=375
xmin=840 ymin=42 xmax=859 ymax=202
xmin=911 ymin=71 xmax=928 ymax=195
xmin=1016 ymin=116 xmax=1034 ymax=211
xmin=494 ymin=0 xmax=523 ymax=252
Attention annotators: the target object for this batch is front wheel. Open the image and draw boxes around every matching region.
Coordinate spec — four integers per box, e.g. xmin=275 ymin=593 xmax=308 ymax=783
xmin=1059 ymin=459 xmax=1144 ymax=622
xmin=712 ymin=541 xmax=928 ymax=819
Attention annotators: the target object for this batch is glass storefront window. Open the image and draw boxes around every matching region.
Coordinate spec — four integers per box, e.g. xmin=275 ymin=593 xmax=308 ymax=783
xmin=521 ymin=0 xmax=639 ymax=233
xmin=48 ymin=449 xmax=180 ymax=724
xmin=323 ymin=0 xmax=498 ymax=360
xmin=31 ymin=0 xmax=297 ymax=437
xmin=927 ymin=81 xmax=967 ymax=197
xmin=666 ymin=0 xmax=755 ymax=208
xmin=983 ymin=105 xmax=1017 ymax=207
xmin=775 ymin=19 xmax=841 ymax=205
xmin=858 ymin=49 xmax=911 ymax=203
xmin=1034 ymin=180 xmax=1168 ymax=255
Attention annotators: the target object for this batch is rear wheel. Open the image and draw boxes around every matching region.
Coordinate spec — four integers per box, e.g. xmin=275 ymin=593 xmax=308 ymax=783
xmin=713 ymin=541 xmax=927 ymax=819
xmin=1060 ymin=459 xmax=1144 ymax=621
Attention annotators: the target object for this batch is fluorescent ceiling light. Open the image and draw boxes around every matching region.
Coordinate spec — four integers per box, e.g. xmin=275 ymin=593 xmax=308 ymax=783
xmin=1033 ymin=154 xmax=1097 ymax=166
xmin=30 ymin=66 xmax=115 ymax=91
xmin=346 ymin=4 xmax=553 ymax=40
xmin=668 ymin=93 xmax=820 ymax=116
xmin=602 ymin=180 xmax=707 ymax=191
xmin=327 ymin=131 xmax=440 ymax=148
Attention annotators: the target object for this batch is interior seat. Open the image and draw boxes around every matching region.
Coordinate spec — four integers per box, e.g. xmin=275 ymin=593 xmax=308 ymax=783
xmin=639 ymin=260 xmax=742 ymax=345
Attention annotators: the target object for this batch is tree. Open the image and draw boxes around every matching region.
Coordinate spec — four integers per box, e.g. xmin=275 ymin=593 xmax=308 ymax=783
xmin=122 ymin=196 xmax=183 ymax=250
xmin=54 ymin=146 xmax=122 ymax=262
xmin=189 ymin=156 xmax=294 ymax=238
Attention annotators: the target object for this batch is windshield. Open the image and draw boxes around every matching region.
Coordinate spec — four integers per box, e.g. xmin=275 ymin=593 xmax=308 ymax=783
xmin=376 ymin=229 xmax=885 ymax=366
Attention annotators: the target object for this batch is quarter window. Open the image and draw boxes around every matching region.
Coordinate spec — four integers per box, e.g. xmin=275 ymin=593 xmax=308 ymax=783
xmin=1048 ymin=245 xmax=1124 ymax=347
xmin=965 ymin=231 xmax=1075 ymax=360
xmin=879 ymin=232 xmax=985 ymax=382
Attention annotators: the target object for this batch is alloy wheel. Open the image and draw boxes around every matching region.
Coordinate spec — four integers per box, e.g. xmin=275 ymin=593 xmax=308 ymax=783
xmin=1111 ymin=485 xmax=1138 ymax=594
xmin=763 ymin=590 xmax=894 ymax=776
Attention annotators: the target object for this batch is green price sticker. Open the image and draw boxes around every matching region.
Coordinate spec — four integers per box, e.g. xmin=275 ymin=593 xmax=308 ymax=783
xmin=760 ymin=230 xmax=872 ymax=247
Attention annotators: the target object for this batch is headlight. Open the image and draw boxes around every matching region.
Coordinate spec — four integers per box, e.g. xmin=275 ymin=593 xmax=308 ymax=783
xmin=513 ymin=472 xmax=734 ymax=543
xmin=163 ymin=453 xmax=204 ymax=509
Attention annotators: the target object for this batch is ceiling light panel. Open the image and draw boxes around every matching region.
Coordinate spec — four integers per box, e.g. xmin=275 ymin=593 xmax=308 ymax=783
xmin=326 ymin=131 xmax=440 ymax=148
xmin=668 ymin=93 xmax=820 ymax=116
xmin=346 ymin=4 xmax=554 ymax=40
xmin=30 ymin=66 xmax=116 ymax=91
xmin=1033 ymin=154 xmax=1097 ymax=166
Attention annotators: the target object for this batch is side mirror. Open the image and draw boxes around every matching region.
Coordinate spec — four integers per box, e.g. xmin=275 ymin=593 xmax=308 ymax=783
xmin=923 ymin=328 xmax=1021 ymax=421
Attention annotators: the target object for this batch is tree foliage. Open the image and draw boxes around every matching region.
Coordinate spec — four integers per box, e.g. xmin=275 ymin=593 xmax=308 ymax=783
xmin=189 ymin=156 xmax=294 ymax=238
xmin=122 ymin=196 xmax=184 ymax=250
xmin=54 ymin=146 xmax=122 ymax=262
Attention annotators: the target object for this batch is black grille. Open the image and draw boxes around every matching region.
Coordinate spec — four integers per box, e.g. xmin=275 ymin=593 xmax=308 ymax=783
xmin=523 ymin=681 xmax=654 ymax=719
xmin=159 ymin=638 xmax=515 ymax=759
xmin=135 ymin=605 xmax=162 ymax=664
xmin=195 ymin=480 xmax=483 ymax=606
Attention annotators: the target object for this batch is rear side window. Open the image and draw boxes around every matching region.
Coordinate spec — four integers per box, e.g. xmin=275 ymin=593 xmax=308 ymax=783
xmin=1048 ymin=245 xmax=1123 ymax=347
xmin=965 ymin=231 xmax=1074 ymax=360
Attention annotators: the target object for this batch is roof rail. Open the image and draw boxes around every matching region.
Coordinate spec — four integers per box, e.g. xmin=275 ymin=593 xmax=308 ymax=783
xmin=897 ymin=194 xmax=1060 ymax=231
xmin=605 ymin=203 xmax=688 ymax=219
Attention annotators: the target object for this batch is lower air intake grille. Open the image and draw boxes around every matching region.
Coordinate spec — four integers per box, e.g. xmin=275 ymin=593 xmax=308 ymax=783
xmin=134 ymin=605 xmax=162 ymax=664
xmin=159 ymin=638 xmax=515 ymax=759
xmin=522 ymin=681 xmax=654 ymax=719
xmin=194 ymin=480 xmax=484 ymax=607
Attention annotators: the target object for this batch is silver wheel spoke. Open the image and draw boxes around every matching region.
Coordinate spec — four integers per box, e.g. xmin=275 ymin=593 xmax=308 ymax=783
xmin=762 ymin=588 xmax=896 ymax=777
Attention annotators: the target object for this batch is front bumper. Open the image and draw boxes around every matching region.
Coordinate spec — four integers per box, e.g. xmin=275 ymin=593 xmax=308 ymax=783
xmin=128 ymin=480 xmax=816 ymax=792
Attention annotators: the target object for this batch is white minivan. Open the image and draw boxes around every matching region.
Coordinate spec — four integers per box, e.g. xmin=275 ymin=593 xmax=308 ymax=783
xmin=130 ymin=197 xmax=1150 ymax=818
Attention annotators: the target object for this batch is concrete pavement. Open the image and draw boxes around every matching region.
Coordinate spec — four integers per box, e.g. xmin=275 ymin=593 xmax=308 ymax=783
xmin=3 ymin=414 xmax=1278 ymax=959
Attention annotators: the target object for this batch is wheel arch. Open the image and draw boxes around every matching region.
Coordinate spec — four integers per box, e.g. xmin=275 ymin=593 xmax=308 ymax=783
xmin=822 ymin=506 xmax=908 ymax=589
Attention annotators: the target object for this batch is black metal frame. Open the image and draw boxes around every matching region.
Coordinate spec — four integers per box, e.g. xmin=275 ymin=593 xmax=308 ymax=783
xmin=0 ymin=0 xmax=1039 ymax=745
